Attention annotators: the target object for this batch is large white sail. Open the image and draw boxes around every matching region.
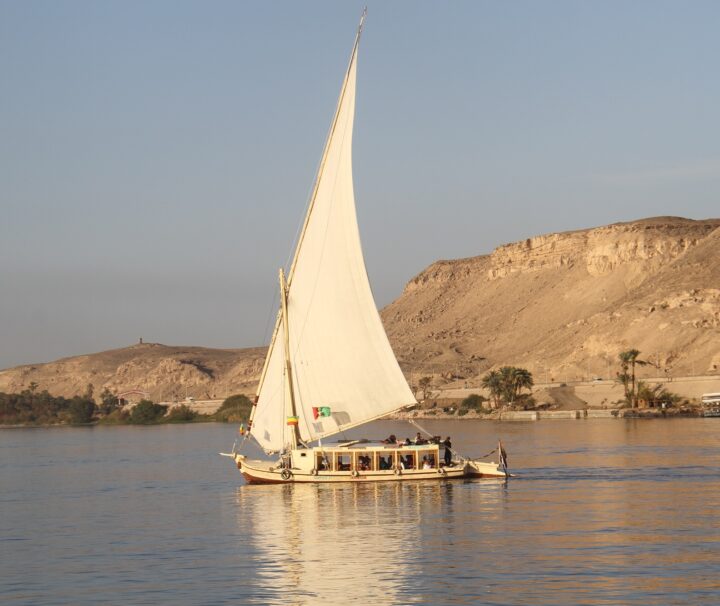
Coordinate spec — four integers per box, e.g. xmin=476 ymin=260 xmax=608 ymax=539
xmin=250 ymin=21 xmax=416 ymax=453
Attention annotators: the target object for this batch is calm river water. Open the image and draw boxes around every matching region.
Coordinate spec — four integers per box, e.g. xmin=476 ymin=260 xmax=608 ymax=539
xmin=1 ymin=419 xmax=719 ymax=605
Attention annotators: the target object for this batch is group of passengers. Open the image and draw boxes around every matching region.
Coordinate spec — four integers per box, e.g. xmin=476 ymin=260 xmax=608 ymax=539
xmin=384 ymin=432 xmax=447 ymax=447
xmin=382 ymin=433 xmax=453 ymax=466
xmin=316 ymin=433 xmax=454 ymax=473
xmin=379 ymin=455 xmax=393 ymax=470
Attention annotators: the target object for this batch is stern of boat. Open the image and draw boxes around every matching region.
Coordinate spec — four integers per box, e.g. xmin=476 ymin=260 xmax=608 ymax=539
xmin=464 ymin=459 xmax=510 ymax=478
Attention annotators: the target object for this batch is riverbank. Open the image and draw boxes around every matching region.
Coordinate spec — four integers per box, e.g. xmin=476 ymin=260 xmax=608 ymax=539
xmin=1 ymin=389 xmax=708 ymax=429
xmin=393 ymin=404 xmax=705 ymax=422
xmin=0 ymin=415 xmax=221 ymax=429
xmin=0 ymin=392 xmax=250 ymax=429
xmin=3 ymin=403 xmax=708 ymax=429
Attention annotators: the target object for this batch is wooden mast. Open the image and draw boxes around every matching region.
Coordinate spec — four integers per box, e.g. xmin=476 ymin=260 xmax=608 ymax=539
xmin=279 ymin=268 xmax=301 ymax=449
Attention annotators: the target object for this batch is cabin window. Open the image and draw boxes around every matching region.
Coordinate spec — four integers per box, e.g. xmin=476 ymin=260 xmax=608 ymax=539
xmin=336 ymin=454 xmax=351 ymax=471
xmin=378 ymin=454 xmax=393 ymax=470
xmin=316 ymin=453 xmax=330 ymax=471
xmin=356 ymin=453 xmax=373 ymax=471
xmin=420 ymin=452 xmax=436 ymax=469
xmin=399 ymin=451 xmax=415 ymax=470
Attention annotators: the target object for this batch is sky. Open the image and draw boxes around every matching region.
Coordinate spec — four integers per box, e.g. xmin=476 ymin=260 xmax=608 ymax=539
xmin=1 ymin=1 xmax=719 ymax=369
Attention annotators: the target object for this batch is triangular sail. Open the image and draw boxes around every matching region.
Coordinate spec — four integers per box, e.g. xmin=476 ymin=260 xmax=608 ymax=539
xmin=249 ymin=16 xmax=416 ymax=453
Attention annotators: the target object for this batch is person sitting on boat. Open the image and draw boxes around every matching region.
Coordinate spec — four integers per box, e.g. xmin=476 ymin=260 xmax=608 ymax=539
xmin=414 ymin=432 xmax=428 ymax=445
xmin=383 ymin=434 xmax=397 ymax=444
xmin=442 ymin=437 xmax=453 ymax=466
xmin=379 ymin=455 xmax=391 ymax=470
xmin=403 ymin=454 xmax=414 ymax=469
xmin=422 ymin=456 xmax=432 ymax=469
xmin=403 ymin=437 xmax=412 ymax=446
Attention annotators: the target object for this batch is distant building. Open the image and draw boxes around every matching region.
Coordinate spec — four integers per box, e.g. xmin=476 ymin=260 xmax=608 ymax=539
xmin=117 ymin=389 xmax=150 ymax=406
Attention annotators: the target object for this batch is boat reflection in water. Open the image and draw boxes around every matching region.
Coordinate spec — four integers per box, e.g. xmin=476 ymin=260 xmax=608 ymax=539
xmin=234 ymin=479 xmax=507 ymax=605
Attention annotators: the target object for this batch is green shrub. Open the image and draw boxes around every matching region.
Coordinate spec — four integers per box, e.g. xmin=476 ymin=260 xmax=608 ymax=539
xmin=459 ymin=393 xmax=490 ymax=415
xmin=67 ymin=397 xmax=96 ymax=425
xmin=98 ymin=388 xmax=120 ymax=416
xmin=0 ymin=390 xmax=73 ymax=425
xmin=166 ymin=404 xmax=197 ymax=423
xmin=461 ymin=394 xmax=486 ymax=409
xmin=97 ymin=409 xmax=130 ymax=425
xmin=215 ymin=394 xmax=253 ymax=423
xmin=129 ymin=399 xmax=168 ymax=424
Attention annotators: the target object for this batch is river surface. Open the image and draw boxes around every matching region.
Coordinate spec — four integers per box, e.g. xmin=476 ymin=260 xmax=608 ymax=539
xmin=1 ymin=419 xmax=719 ymax=605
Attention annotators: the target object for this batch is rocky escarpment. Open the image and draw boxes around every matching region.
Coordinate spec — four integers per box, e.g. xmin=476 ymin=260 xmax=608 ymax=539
xmin=488 ymin=217 xmax=718 ymax=280
xmin=383 ymin=217 xmax=720 ymax=387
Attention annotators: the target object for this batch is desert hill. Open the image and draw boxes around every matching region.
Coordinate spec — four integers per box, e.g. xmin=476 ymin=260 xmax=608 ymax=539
xmin=1 ymin=216 xmax=718 ymax=400
xmin=0 ymin=342 xmax=266 ymax=403
xmin=382 ymin=216 xmax=720 ymax=388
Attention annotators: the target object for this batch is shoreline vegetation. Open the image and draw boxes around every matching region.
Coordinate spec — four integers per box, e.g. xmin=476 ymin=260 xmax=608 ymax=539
xmin=0 ymin=390 xmax=252 ymax=429
xmin=0 ymin=390 xmax=706 ymax=430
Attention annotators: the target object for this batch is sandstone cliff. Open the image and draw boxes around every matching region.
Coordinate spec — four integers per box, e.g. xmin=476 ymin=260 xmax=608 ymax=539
xmin=382 ymin=216 xmax=720 ymax=387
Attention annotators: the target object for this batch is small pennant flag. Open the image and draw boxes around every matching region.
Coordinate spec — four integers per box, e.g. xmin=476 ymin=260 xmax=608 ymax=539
xmin=286 ymin=416 xmax=299 ymax=426
xmin=498 ymin=439 xmax=508 ymax=472
xmin=312 ymin=406 xmax=332 ymax=419
xmin=238 ymin=423 xmax=246 ymax=436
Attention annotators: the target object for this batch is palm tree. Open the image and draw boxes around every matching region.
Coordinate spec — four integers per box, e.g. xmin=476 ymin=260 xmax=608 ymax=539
xmin=513 ymin=367 xmax=534 ymax=399
xmin=484 ymin=367 xmax=534 ymax=408
xmin=498 ymin=366 xmax=534 ymax=404
xmin=496 ymin=367 xmax=513 ymax=403
xmin=618 ymin=351 xmax=633 ymax=404
xmin=481 ymin=370 xmax=503 ymax=409
xmin=618 ymin=349 xmax=648 ymax=407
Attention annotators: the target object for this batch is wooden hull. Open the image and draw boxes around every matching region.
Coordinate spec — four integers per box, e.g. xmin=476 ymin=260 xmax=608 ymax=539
xmin=464 ymin=460 xmax=509 ymax=478
xmin=235 ymin=454 xmax=506 ymax=484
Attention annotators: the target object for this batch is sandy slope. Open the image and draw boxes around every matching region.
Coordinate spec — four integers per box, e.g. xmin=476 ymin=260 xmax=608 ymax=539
xmin=382 ymin=216 xmax=720 ymax=389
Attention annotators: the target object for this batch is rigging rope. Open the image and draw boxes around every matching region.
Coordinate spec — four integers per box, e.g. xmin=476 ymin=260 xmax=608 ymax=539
xmin=473 ymin=448 xmax=498 ymax=460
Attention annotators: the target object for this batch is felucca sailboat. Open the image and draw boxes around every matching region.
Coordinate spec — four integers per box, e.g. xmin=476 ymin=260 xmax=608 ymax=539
xmin=225 ymin=12 xmax=507 ymax=483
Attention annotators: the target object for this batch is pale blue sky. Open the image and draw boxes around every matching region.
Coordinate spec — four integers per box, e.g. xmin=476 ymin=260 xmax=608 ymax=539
xmin=1 ymin=1 xmax=719 ymax=368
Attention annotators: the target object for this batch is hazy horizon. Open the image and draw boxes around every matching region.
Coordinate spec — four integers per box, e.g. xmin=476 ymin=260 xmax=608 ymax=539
xmin=2 ymin=1 xmax=720 ymax=369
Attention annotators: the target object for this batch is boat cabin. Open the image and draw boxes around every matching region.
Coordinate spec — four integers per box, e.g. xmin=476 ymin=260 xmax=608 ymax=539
xmin=290 ymin=443 xmax=443 ymax=474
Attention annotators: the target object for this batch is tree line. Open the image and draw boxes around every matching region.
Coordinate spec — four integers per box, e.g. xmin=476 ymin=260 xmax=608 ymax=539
xmin=415 ymin=348 xmax=680 ymax=412
xmin=0 ymin=386 xmax=254 ymax=427
xmin=417 ymin=366 xmax=535 ymax=412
